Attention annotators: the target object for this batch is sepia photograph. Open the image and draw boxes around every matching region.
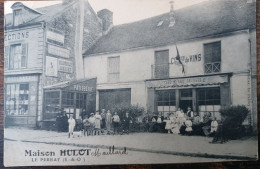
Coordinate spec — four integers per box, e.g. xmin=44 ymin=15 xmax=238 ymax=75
xmin=3 ymin=0 xmax=258 ymax=166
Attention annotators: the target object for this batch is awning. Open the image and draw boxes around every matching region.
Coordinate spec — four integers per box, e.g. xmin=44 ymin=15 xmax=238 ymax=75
xmin=146 ymin=74 xmax=230 ymax=89
xmin=44 ymin=78 xmax=97 ymax=93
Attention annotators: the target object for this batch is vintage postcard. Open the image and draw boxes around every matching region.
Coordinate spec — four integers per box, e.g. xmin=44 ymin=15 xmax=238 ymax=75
xmin=4 ymin=0 xmax=258 ymax=166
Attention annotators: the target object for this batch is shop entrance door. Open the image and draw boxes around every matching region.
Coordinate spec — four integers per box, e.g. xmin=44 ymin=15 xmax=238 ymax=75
xmin=179 ymin=89 xmax=193 ymax=113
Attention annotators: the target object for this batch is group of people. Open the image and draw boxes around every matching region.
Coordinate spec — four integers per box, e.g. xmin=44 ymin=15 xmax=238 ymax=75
xmin=65 ymin=106 xmax=219 ymax=138
xmin=164 ymin=107 xmax=218 ymax=136
xmin=82 ymin=109 xmax=132 ymax=136
xmin=142 ymin=107 xmax=219 ymax=136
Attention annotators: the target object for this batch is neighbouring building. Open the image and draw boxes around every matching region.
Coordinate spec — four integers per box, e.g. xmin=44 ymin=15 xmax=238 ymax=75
xmin=83 ymin=0 xmax=257 ymax=132
xmin=4 ymin=0 xmax=103 ymax=128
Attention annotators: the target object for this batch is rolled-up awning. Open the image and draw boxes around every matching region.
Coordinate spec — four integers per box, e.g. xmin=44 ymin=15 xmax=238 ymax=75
xmin=146 ymin=74 xmax=231 ymax=89
xmin=44 ymin=78 xmax=97 ymax=93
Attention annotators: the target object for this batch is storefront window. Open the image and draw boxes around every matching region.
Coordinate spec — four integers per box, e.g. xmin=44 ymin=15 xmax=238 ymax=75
xmin=76 ymin=93 xmax=86 ymax=108
xmin=99 ymin=89 xmax=131 ymax=112
xmin=45 ymin=91 xmax=60 ymax=114
xmin=62 ymin=92 xmax=74 ymax=108
xmin=198 ymin=87 xmax=221 ymax=119
xmin=156 ymin=90 xmax=176 ymax=117
xmin=5 ymin=83 xmax=29 ymax=115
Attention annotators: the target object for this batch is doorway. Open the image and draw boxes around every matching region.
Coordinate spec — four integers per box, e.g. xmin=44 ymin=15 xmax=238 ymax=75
xmin=179 ymin=89 xmax=193 ymax=113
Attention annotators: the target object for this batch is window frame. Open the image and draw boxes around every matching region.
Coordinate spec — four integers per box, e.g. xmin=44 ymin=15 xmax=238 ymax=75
xmin=203 ymin=41 xmax=221 ymax=74
xmin=9 ymin=43 xmax=27 ymax=70
xmin=13 ymin=9 xmax=23 ymax=26
xmin=107 ymin=56 xmax=120 ymax=82
xmin=5 ymin=83 xmax=30 ymax=116
xmin=156 ymin=89 xmax=176 ymax=117
xmin=197 ymin=87 xmax=221 ymax=119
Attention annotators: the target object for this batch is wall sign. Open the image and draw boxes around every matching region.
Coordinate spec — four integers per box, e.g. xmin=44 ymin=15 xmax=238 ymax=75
xmin=5 ymin=75 xmax=38 ymax=83
xmin=171 ymin=54 xmax=202 ymax=64
xmin=46 ymin=56 xmax=58 ymax=77
xmin=58 ymin=59 xmax=73 ymax=73
xmin=146 ymin=75 xmax=228 ymax=88
xmin=48 ymin=44 xmax=70 ymax=58
xmin=64 ymin=79 xmax=97 ymax=93
xmin=46 ymin=30 xmax=64 ymax=44
xmin=5 ymin=31 xmax=29 ymax=41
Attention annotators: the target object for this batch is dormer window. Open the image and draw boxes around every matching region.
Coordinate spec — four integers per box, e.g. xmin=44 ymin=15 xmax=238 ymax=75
xmin=13 ymin=9 xmax=22 ymax=26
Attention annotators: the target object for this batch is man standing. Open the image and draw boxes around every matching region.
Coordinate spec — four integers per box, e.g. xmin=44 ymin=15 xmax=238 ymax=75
xmin=100 ymin=109 xmax=106 ymax=133
xmin=186 ymin=107 xmax=194 ymax=120
xmin=105 ymin=110 xmax=112 ymax=134
xmin=112 ymin=112 xmax=120 ymax=135
xmin=123 ymin=112 xmax=132 ymax=134
xmin=68 ymin=115 xmax=76 ymax=138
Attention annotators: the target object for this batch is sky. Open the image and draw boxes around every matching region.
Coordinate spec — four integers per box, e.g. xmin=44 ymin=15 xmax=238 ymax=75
xmin=5 ymin=0 xmax=209 ymax=25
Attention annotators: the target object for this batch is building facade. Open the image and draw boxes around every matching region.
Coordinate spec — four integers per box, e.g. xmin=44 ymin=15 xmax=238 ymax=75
xmin=4 ymin=0 xmax=103 ymax=127
xmin=83 ymin=0 xmax=257 ymax=131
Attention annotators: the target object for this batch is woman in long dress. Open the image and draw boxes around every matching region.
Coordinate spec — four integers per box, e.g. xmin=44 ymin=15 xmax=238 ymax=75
xmin=94 ymin=111 xmax=102 ymax=135
xmin=169 ymin=113 xmax=179 ymax=134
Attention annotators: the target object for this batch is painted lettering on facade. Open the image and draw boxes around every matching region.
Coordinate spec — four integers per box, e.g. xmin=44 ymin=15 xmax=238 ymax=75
xmin=73 ymin=84 xmax=94 ymax=92
xmin=171 ymin=54 xmax=202 ymax=64
xmin=5 ymin=31 xmax=29 ymax=41
xmin=5 ymin=75 xmax=38 ymax=83
xmin=146 ymin=75 xmax=228 ymax=88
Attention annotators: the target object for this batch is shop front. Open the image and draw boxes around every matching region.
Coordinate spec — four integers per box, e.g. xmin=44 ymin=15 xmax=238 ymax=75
xmin=146 ymin=74 xmax=231 ymax=120
xmin=41 ymin=78 xmax=97 ymax=128
xmin=5 ymin=74 xmax=40 ymax=127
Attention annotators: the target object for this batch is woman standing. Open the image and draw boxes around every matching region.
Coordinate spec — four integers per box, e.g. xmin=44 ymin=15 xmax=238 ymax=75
xmin=94 ymin=111 xmax=102 ymax=135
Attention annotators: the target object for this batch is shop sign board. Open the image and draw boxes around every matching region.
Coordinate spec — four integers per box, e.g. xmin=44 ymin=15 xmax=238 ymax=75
xmin=146 ymin=75 xmax=228 ymax=88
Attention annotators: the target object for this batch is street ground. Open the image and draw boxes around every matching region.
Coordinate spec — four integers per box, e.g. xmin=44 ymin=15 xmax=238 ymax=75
xmin=4 ymin=127 xmax=258 ymax=166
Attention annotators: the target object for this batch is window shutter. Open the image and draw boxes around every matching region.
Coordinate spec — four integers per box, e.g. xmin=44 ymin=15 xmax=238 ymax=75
xmin=147 ymin=88 xmax=155 ymax=114
xmin=220 ymin=84 xmax=230 ymax=109
xmin=4 ymin=46 xmax=9 ymax=69
xmin=21 ymin=43 xmax=27 ymax=68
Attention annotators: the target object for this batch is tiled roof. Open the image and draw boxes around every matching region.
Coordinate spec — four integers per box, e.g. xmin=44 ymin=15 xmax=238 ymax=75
xmin=84 ymin=0 xmax=256 ymax=56
xmin=5 ymin=2 xmax=75 ymax=28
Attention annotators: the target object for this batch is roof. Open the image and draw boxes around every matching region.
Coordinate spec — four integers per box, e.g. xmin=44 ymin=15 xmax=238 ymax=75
xmin=5 ymin=2 xmax=76 ymax=28
xmin=84 ymin=0 xmax=256 ymax=56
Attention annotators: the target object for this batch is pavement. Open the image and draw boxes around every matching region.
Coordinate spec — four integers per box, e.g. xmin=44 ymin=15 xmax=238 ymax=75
xmin=4 ymin=127 xmax=258 ymax=161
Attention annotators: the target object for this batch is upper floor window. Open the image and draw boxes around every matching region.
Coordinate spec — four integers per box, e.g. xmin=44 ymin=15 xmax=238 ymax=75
xmin=13 ymin=9 xmax=22 ymax=26
xmin=153 ymin=50 xmax=169 ymax=79
xmin=204 ymin=41 xmax=221 ymax=74
xmin=108 ymin=56 xmax=120 ymax=82
xmin=8 ymin=43 xmax=27 ymax=70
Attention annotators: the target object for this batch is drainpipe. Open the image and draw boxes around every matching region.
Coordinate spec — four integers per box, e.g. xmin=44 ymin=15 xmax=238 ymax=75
xmin=74 ymin=0 xmax=85 ymax=79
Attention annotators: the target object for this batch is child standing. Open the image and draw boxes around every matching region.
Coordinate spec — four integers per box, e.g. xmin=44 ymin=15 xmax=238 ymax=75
xmin=68 ymin=115 xmax=76 ymax=138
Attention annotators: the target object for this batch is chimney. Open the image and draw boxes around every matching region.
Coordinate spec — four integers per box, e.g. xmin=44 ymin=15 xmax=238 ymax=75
xmin=97 ymin=9 xmax=113 ymax=34
xmin=62 ymin=0 xmax=74 ymax=5
xmin=169 ymin=1 xmax=175 ymax=27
